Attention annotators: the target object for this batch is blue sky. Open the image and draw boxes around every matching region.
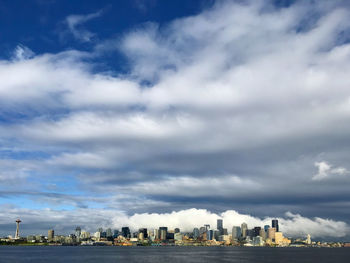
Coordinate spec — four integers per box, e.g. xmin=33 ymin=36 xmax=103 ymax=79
xmin=1 ymin=0 xmax=350 ymax=240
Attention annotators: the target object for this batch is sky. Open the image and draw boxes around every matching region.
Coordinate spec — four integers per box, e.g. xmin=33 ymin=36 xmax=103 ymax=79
xmin=1 ymin=0 xmax=350 ymax=240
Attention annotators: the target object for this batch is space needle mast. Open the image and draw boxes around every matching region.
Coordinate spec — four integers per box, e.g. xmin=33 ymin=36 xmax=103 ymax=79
xmin=15 ymin=219 xmax=21 ymax=239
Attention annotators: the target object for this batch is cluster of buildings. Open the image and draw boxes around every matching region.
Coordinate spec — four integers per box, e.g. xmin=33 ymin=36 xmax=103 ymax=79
xmin=0 ymin=218 xmax=346 ymax=247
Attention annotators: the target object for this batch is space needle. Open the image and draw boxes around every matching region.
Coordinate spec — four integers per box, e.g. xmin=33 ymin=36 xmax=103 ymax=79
xmin=15 ymin=219 xmax=21 ymax=239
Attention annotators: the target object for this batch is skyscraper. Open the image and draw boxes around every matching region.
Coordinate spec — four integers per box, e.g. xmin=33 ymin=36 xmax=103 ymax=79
xmin=122 ymin=227 xmax=131 ymax=238
xmin=159 ymin=227 xmax=168 ymax=240
xmin=268 ymin=227 xmax=276 ymax=241
xmin=106 ymin=228 xmax=113 ymax=238
xmin=272 ymin=219 xmax=279 ymax=232
xmin=241 ymin=223 xmax=248 ymax=238
xmin=75 ymin=226 xmax=81 ymax=238
xmin=232 ymin=226 xmax=241 ymax=240
xmin=48 ymin=229 xmax=54 ymax=242
xmin=253 ymin=227 xmax=261 ymax=237
xmin=217 ymin=219 xmax=223 ymax=230
xmin=193 ymin=228 xmax=200 ymax=239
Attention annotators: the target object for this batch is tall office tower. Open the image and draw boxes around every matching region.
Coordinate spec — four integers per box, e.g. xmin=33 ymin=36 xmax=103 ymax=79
xmin=217 ymin=219 xmax=223 ymax=230
xmin=174 ymin=228 xmax=180 ymax=233
xmin=106 ymin=228 xmax=113 ymax=238
xmin=75 ymin=227 xmax=81 ymax=238
xmin=259 ymin=228 xmax=266 ymax=240
xmin=98 ymin=227 xmax=103 ymax=234
xmin=253 ymin=227 xmax=261 ymax=237
xmin=306 ymin=234 xmax=311 ymax=245
xmin=121 ymin=227 xmax=131 ymax=238
xmin=268 ymin=227 xmax=276 ymax=241
xmin=15 ymin=219 xmax=21 ymax=239
xmin=139 ymin=228 xmax=148 ymax=238
xmin=272 ymin=219 xmax=279 ymax=232
xmin=159 ymin=227 xmax=168 ymax=240
xmin=232 ymin=226 xmax=241 ymax=240
xmin=207 ymin=230 xmax=214 ymax=240
xmin=193 ymin=228 xmax=200 ymax=239
xmin=48 ymin=229 xmax=54 ymax=242
xmin=153 ymin=229 xmax=159 ymax=239
xmin=241 ymin=222 xmax=248 ymax=238
xmin=204 ymin=224 xmax=210 ymax=231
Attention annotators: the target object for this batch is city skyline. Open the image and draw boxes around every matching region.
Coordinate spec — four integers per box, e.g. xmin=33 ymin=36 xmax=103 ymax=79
xmin=1 ymin=0 xmax=350 ymax=240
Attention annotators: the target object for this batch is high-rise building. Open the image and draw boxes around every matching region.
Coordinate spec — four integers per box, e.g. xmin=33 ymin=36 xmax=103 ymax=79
xmin=193 ymin=228 xmax=200 ymax=239
xmin=98 ymin=227 xmax=103 ymax=234
xmin=272 ymin=219 xmax=279 ymax=232
xmin=259 ymin=228 xmax=266 ymax=240
xmin=106 ymin=228 xmax=113 ymax=238
xmin=207 ymin=230 xmax=214 ymax=240
xmin=268 ymin=227 xmax=276 ymax=241
xmin=217 ymin=219 xmax=223 ymax=230
xmin=232 ymin=226 xmax=241 ymax=240
xmin=241 ymin=223 xmax=248 ymax=238
xmin=48 ymin=229 xmax=54 ymax=242
xmin=122 ymin=227 xmax=131 ymax=238
xmin=159 ymin=227 xmax=168 ymax=240
xmin=75 ymin=227 xmax=81 ymax=239
xmin=139 ymin=228 xmax=148 ymax=238
xmin=174 ymin=228 xmax=180 ymax=233
xmin=253 ymin=227 xmax=261 ymax=237
xmin=306 ymin=234 xmax=311 ymax=245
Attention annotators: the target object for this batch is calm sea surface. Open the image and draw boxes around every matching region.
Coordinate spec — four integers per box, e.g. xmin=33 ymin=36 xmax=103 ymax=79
xmin=0 ymin=246 xmax=349 ymax=263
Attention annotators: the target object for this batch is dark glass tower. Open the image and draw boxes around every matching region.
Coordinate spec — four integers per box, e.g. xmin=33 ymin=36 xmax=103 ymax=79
xmin=272 ymin=219 xmax=279 ymax=232
xmin=122 ymin=227 xmax=131 ymax=238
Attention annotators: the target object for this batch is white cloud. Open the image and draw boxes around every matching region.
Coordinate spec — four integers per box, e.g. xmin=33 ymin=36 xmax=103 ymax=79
xmin=65 ymin=10 xmax=103 ymax=42
xmin=313 ymin=161 xmax=349 ymax=180
xmin=11 ymin=45 xmax=35 ymax=61
xmin=1 ymin=207 xmax=348 ymax=239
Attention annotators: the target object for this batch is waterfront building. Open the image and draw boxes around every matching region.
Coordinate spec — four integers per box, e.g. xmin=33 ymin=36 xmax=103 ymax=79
xmin=174 ymin=228 xmax=180 ymax=233
xmin=217 ymin=219 xmax=223 ymax=230
xmin=159 ymin=227 xmax=168 ymax=240
xmin=232 ymin=226 xmax=241 ymax=240
xmin=139 ymin=228 xmax=148 ymax=238
xmin=217 ymin=219 xmax=223 ymax=234
xmin=106 ymin=228 xmax=113 ymax=238
xmin=174 ymin=232 xmax=183 ymax=241
xmin=253 ymin=227 xmax=261 ymax=237
xmin=252 ymin=236 xmax=264 ymax=246
xmin=272 ymin=219 xmax=279 ymax=232
xmin=268 ymin=227 xmax=276 ymax=241
xmin=193 ymin=228 xmax=200 ymax=239
xmin=122 ymin=227 xmax=131 ymax=238
xmin=48 ymin=229 xmax=54 ymax=242
xmin=259 ymin=228 xmax=266 ymax=240
xmin=207 ymin=230 xmax=214 ymax=240
xmin=241 ymin=223 xmax=248 ymax=238
xmin=306 ymin=234 xmax=311 ymax=245
xmin=75 ymin=227 xmax=81 ymax=239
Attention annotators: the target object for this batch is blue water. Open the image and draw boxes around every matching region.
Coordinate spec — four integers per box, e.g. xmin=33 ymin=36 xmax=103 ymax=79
xmin=0 ymin=246 xmax=349 ymax=263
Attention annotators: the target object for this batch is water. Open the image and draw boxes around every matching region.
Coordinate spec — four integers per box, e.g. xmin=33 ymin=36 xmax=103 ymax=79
xmin=0 ymin=246 xmax=349 ymax=263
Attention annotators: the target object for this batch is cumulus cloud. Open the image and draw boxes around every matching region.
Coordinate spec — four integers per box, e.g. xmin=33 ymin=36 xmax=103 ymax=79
xmin=1 ymin=207 xmax=348 ymax=239
xmin=313 ymin=161 xmax=349 ymax=180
